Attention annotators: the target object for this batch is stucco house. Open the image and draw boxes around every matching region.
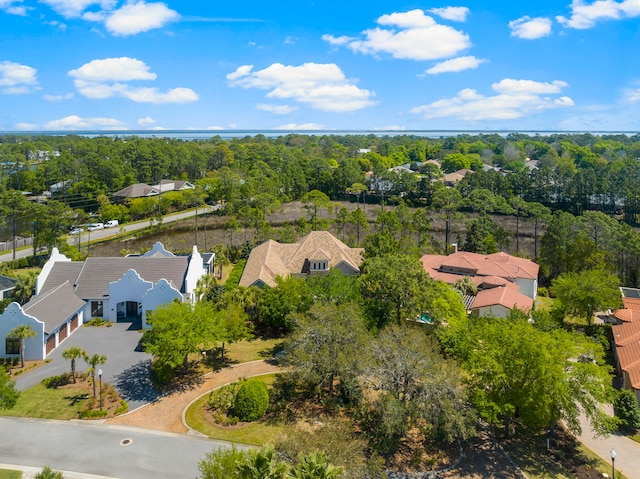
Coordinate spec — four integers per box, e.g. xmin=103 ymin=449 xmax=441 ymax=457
xmin=0 ymin=242 xmax=207 ymax=361
xmin=239 ymin=231 xmax=364 ymax=288
xmin=611 ymin=292 xmax=640 ymax=403
xmin=420 ymin=250 xmax=539 ymax=318
xmin=112 ymin=180 xmax=194 ymax=203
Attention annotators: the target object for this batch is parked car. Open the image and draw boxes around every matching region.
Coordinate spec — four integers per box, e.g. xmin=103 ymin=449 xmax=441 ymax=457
xmin=104 ymin=220 xmax=119 ymax=228
xmin=87 ymin=223 xmax=104 ymax=231
xmin=69 ymin=227 xmax=84 ymax=235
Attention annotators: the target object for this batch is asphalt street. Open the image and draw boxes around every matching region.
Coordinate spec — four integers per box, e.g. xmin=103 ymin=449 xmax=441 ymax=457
xmin=0 ymin=417 xmax=234 ymax=479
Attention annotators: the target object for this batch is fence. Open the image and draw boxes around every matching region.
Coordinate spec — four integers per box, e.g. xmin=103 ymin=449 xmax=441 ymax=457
xmin=0 ymin=236 xmax=33 ymax=252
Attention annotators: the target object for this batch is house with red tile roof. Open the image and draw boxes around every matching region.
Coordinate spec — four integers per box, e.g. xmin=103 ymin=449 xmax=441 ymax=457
xmin=420 ymin=250 xmax=539 ymax=318
xmin=612 ymin=294 xmax=640 ymax=403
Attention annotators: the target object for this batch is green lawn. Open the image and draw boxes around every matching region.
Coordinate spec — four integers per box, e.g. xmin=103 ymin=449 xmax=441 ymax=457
xmin=223 ymin=337 xmax=284 ymax=364
xmin=0 ymin=470 xmax=22 ymax=479
xmin=185 ymin=374 xmax=286 ymax=445
xmin=1 ymin=384 xmax=89 ymax=419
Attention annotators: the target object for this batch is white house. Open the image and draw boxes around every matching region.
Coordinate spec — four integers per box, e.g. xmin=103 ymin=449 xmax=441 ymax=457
xmin=1 ymin=242 xmax=208 ymax=361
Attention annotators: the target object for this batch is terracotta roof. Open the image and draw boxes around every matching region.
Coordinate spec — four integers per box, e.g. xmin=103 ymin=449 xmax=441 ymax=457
xmin=23 ymin=281 xmax=86 ymax=334
xmin=613 ymin=308 xmax=640 ymax=323
xmin=612 ymin=320 xmax=640 ymax=389
xmin=420 ymin=251 xmax=539 ymax=285
xmin=239 ymin=231 xmax=363 ymax=288
xmin=623 ymin=297 xmax=640 ymax=311
xmin=470 ymin=284 xmax=534 ymax=311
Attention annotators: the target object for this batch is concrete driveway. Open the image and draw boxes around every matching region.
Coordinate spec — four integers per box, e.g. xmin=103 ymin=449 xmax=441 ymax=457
xmin=14 ymin=322 xmax=159 ymax=410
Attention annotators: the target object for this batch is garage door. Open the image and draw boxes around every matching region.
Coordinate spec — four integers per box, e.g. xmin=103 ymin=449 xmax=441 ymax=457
xmin=70 ymin=314 xmax=78 ymax=332
xmin=46 ymin=335 xmax=55 ymax=354
xmin=58 ymin=325 xmax=68 ymax=342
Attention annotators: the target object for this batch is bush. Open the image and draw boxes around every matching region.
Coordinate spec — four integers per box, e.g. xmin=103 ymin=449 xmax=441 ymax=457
xmin=614 ymin=389 xmax=640 ymax=432
xmin=233 ymin=379 xmax=269 ymax=422
xmin=84 ymin=317 xmax=109 ymax=327
xmin=224 ymin=260 xmax=247 ymax=291
xmin=79 ymin=409 xmax=108 ymax=419
xmin=114 ymin=400 xmax=129 ymax=416
xmin=41 ymin=374 xmax=73 ymax=388
xmin=209 ymin=382 xmax=241 ymax=412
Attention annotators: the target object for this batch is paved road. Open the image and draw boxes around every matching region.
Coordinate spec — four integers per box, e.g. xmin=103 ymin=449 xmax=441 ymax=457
xmin=14 ymin=322 xmax=157 ymax=411
xmin=577 ymin=408 xmax=640 ymax=479
xmin=0 ymin=205 xmax=216 ymax=263
xmin=0 ymin=417 xmax=234 ymax=479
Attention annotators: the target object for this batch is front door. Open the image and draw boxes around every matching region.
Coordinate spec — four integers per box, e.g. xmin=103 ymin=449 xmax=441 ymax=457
xmin=126 ymin=301 xmax=139 ymax=317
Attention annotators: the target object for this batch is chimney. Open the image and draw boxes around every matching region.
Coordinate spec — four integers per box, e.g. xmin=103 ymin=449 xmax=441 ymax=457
xmin=451 ymin=243 xmax=458 ymax=254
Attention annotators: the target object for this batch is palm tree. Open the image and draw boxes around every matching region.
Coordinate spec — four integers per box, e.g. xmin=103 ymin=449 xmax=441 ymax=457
xmin=35 ymin=466 xmax=64 ymax=479
xmin=61 ymin=346 xmax=86 ymax=383
xmin=12 ymin=271 xmax=39 ymax=305
xmin=237 ymin=447 xmax=288 ymax=479
xmin=34 ymin=466 xmax=64 ymax=479
xmin=85 ymin=353 xmax=107 ymax=398
xmin=287 ymin=452 xmax=343 ymax=479
xmin=8 ymin=324 xmax=36 ymax=368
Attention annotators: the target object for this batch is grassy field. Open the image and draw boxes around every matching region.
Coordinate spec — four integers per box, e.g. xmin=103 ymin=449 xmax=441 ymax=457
xmin=1 ymin=384 xmax=89 ymax=420
xmin=185 ymin=374 xmax=285 ymax=445
xmin=223 ymin=337 xmax=284 ymax=364
xmin=0 ymin=470 xmax=21 ymax=479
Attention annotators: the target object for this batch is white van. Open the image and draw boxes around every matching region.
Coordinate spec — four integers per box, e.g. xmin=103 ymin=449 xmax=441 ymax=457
xmin=104 ymin=220 xmax=119 ymax=228
xmin=87 ymin=223 xmax=104 ymax=231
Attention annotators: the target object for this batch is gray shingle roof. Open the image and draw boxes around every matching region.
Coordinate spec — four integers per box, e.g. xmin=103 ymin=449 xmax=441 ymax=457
xmin=0 ymin=275 xmax=16 ymax=291
xmin=23 ymin=282 xmax=86 ymax=334
xmin=41 ymin=257 xmax=189 ymax=299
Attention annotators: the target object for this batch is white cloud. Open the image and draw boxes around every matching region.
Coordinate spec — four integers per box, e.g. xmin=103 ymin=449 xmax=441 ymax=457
xmin=15 ymin=122 xmax=38 ymax=130
xmin=429 ymin=6 xmax=470 ymax=22
xmin=43 ymin=92 xmax=74 ymax=101
xmin=137 ymin=116 xmax=156 ymax=126
xmin=44 ymin=115 xmax=127 ymax=130
xmin=275 ymin=123 xmax=325 ymax=130
xmin=557 ymin=0 xmax=640 ymax=29
xmin=206 ymin=125 xmax=224 ymax=130
xmin=68 ymin=57 xmax=157 ymax=82
xmin=0 ymin=61 xmax=38 ymax=94
xmin=257 ymin=104 xmax=298 ymax=114
xmin=411 ymin=78 xmax=574 ymax=121
xmin=68 ymin=57 xmax=198 ymax=103
xmin=2 ymin=0 xmax=27 ymax=15
xmin=322 ymin=9 xmax=471 ymax=61
xmin=425 ymin=55 xmax=487 ymax=74
xmin=623 ymin=87 xmax=640 ymax=103
xmin=39 ymin=0 xmax=116 ymax=18
xmin=227 ymin=62 xmax=376 ymax=112
xmin=104 ymin=1 xmax=179 ymax=36
xmin=509 ymin=16 xmax=552 ymax=39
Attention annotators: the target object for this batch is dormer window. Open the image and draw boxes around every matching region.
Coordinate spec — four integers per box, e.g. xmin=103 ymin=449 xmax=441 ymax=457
xmin=310 ymin=260 xmax=329 ymax=272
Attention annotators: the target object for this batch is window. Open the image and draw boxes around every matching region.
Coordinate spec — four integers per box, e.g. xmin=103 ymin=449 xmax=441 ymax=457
xmin=6 ymin=338 xmax=19 ymax=355
xmin=91 ymin=300 xmax=103 ymax=317
xmin=309 ymin=260 xmax=329 ymax=272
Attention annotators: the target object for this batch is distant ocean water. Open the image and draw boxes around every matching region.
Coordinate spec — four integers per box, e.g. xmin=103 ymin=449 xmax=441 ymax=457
xmin=1 ymin=129 xmax=638 ymax=140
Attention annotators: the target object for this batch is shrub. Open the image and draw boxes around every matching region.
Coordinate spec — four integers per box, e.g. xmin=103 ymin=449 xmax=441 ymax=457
xmin=224 ymin=260 xmax=247 ymax=291
xmin=209 ymin=382 xmax=241 ymax=412
xmin=35 ymin=465 xmax=64 ymax=479
xmin=79 ymin=409 xmax=108 ymax=419
xmin=614 ymin=389 xmax=640 ymax=432
xmin=233 ymin=379 xmax=269 ymax=422
xmin=114 ymin=400 xmax=129 ymax=416
xmin=12 ymin=356 xmax=18 ymax=367
xmin=42 ymin=374 xmax=73 ymax=388
xmin=150 ymin=361 xmax=174 ymax=387
xmin=84 ymin=317 xmax=109 ymax=327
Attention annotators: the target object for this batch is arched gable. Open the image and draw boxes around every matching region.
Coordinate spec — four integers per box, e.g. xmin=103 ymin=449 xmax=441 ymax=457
xmin=140 ymin=279 xmax=183 ymax=329
xmin=107 ymin=269 xmax=153 ymax=322
xmin=0 ymin=302 xmax=46 ymax=360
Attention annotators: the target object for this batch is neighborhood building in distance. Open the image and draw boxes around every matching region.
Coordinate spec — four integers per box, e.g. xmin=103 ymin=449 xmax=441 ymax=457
xmin=611 ymin=289 xmax=640 ymax=403
xmin=239 ymin=231 xmax=364 ymax=288
xmin=420 ymin=250 xmax=539 ymax=318
xmin=0 ymin=242 xmax=208 ymax=361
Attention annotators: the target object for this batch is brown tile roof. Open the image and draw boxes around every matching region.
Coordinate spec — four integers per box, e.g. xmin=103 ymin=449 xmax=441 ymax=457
xmin=613 ymin=308 xmax=640 ymax=323
xmin=612 ymin=320 xmax=640 ymax=389
xmin=470 ymin=284 xmax=534 ymax=311
xmin=41 ymin=257 xmax=189 ymax=299
xmin=623 ymin=297 xmax=640 ymax=311
xmin=23 ymin=282 xmax=86 ymax=334
xmin=239 ymin=231 xmax=364 ymax=288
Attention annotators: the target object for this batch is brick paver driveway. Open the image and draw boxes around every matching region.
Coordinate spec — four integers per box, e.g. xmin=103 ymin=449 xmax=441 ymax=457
xmin=14 ymin=322 xmax=158 ymax=410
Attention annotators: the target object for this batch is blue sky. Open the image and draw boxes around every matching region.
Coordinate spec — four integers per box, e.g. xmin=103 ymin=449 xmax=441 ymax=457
xmin=0 ymin=0 xmax=639 ymax=132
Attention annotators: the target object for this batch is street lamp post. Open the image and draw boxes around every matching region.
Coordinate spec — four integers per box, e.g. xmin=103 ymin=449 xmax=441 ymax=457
xmin=610 ymin=448 xmax=616 ymax=479
xmin=98 ymin=368 xmax=103 ymax=411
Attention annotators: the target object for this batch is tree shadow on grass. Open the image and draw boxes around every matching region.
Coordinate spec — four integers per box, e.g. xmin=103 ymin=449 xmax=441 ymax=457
xmin=65 ymin=393 xmax=89 ymax=406
xmin=113 ymin=359 xmax=162 ymax=404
